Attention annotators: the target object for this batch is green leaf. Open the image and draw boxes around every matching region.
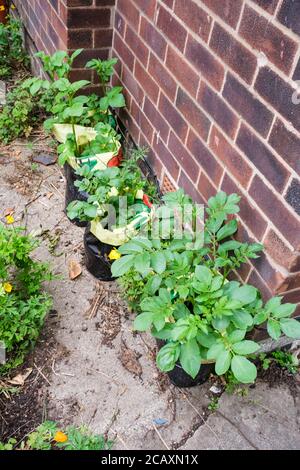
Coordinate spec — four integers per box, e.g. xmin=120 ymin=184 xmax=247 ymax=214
xmin=280 ymin=318 xmax=300 ymax=339
xmin=133 ymin=312 xmax=153 ymax=331
xmin=216 ymin=220 xmax=238 ymax=241
xmin=111 ymin=254 xmax=135 ymax=277
xmin=212 ymin=317 xmax=230 ymax=332
xmin=83 ymin=205 xmax=97 ymax=218
xmin=232 ymin=340 xmax=260 ymax=355
xmin=207 ymin=342 xmax=225 ymax=360
xmin=253 ymin=310 xmax=268 ymax=325
xmin=134 ymin=253 xmax=150 ymax=274
xmin=267 ymin=318 xmax=281 ymax=340
xmin=273 ymin=303 xmax=297 ymax=319
xmin=232 ymin=310 xmax=253 ymax=329
xmin=146 ymin=275 xmax=162 ymax=295
xmin=231 ymin=356 xmax=257 ymax=384
xmin=179 ymin=339 xmax=201 ymax=379
xmin=231 ymin=285 xmax=257 ymax=305
xmin=118 ymin=241 xmax=145 ymax=254
xmin=195 ymin=265 xmax=212 ymax=284
xmin=215 ymin=350 xmax=231 ymax=375
xmin=197 ymin=332 xmax=217 ymax=348
xmin=156 ymin=342 xmax=180 ymax=372
xmin=151 ymin=252 xmax=166 ymax=274
xmin=228 ymin=330 xmax=246 ymax=343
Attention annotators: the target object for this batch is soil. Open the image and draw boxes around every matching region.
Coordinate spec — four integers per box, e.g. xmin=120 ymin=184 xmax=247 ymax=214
xmin=258 ymin=361 xmax=300 ymax=399
xmin=0 ymin=316 xmax=63 ymax=442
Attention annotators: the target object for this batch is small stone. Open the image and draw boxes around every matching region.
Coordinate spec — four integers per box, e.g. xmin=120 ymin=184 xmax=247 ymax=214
xmin=82 ymin=323 xmax=88 ymax=332
xmin=32 ymin=153 xmax=57 ymax=166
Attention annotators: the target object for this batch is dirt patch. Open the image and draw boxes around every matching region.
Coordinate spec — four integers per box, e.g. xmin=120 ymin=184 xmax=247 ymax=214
xmin=258 ymin=362 xmax=300 ymax=399
xmin=119 ymin=340 xmax=142 ymax=378
xmin=7 ymin=159 xmax=43 ymax=197
xmin=99 ymin=285 xmax=123 ymax=347
xmin=0 ymin=316 xmax=65 ymax=443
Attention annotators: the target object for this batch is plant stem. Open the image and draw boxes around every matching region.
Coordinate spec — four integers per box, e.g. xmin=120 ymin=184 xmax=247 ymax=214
xmin=72 ymin=119 xmax=79 ymax=157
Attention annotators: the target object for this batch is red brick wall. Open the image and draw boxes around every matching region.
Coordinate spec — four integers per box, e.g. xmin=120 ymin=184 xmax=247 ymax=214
xmin=111 ymin=0 xmax=300 ymax=307
xmin=13 ymin=0 xmax=115 ymax=92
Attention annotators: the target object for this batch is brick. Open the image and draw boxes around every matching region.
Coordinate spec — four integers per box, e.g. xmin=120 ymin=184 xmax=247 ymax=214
xmin=282 ymin=289 xmax=300 ymax=305
xmin=251 ymin=252 xmax=285 ymax=291
xmin=114 ymin=11 xmax=126 ymax=37
xmin=198 ymin=172 xmax=217 ymax=202
xmin=250 ymin=0 xmax=279 ymax=14
xmin=237 ymin=124 xmax=290 ymax=192
xmin=269 ymin=119 xmax=300 ymax=175
xmin=71 ymin=48 xmax=109 ymax=68
xmin=264 ymin=229 xmax=300 ymax=273
xmin=178 ymin=171 xmax=205 ymax=204
xmin=239 ymin=6 xmax=297 ymax=74
xmin=117 ymin=0 xmax=140 ymax=28
xmin=143 ymin=97 xmax=170 ymax=143
xmin=67 ymin=7 xmax=111 ymax=29
xmin=121 ymin=64 xmax=143 ymax=105
xmin=125 ymin=25 xmax=149 ymax=67
xmin=159 ymin=94 xmax=188 ymax=140
xmin=293 ymin=58 xmax=300 ymax=80
xmin=168 ymin=132 xmax=200 ymax=183
xmin=165 ymin=46 xmax=199 ymax=98
xmin=185 ymin=35 xmax=224 ymax=91
xmin=153 ymin=138 xmax=180 ymax=181
xmin=210 ymin=126 xmax=253 ymax=188
xmin=222 ymin=173 xmax=268 ymax=239
xmin=131 ymin=103 xmax=154 ymax=144
xmin=94 ymin=29 xmax=113 ymax=48
xmin=68 ymin=29 xmax=92 ymax=49
xmin=277 ymin=273 xmax=300 ymax=294
xmin=157 ymin=5 xmax=187 ymax=52
xmin=210 ymin=23 xmax=257 ymax=84
xmin=69 ymin=69 xmax=93 ymax=83
xmin=247 ymin=270 xmax=273 ymax=300
xmin=201 ymin=0 xmax=243 ymax=29
xmin=223 ymin=73 xmax=273 ymax=138
xmin=285 ymin=179 xmax=300 ymax=217
xmin=66 ymin=0 xmax=93 ymax=5
xmin=174 ymin=0 xmax=212 ymax=43
xmin=176 ymin=88 xmax=211 ymax=141
xmin=161 ymin=0 xmax=174 ymax=8
xmin=114 ymin=33 xmax=135 ymax=70
xmin=148 ymin=54 xmax=177 ymax=101
xmin=95 ymin=0 xmax=115 ymax=5
xmin=134 ymin=61 xmax=159 ymax=104
xmin=198 ymin=81 xmax=238 ymax=140
xmin=255 ymin=67 xmax=300 ymax=133
xmin=187 ymin=130 xmax=224 ymax=185
xmin=249 ymin=175 xmax=300 ymax=249
xmin=133 ymin=0 xmax=156 ymax=19
xmin=140 ymin=16 xmax=167 ymax=60
xmin=277 ymin=0 xmax=300 ymax=37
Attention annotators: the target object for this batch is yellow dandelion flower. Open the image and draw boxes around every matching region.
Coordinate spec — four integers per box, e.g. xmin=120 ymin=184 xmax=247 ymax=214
xmin=108 ymin=248 xmax=121 ymax=261
xmin=3 ymin=283 xmax=13 ymax=293
xmin=5 ymin=215 xmax=14 ymax=225
xmin=53 ymin=431 xmax=68 ymax=443
xmin=0 ymin=6 xmax=5 ymax=12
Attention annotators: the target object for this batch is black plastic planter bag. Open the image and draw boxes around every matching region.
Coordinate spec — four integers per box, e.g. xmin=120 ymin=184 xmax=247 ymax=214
xmin=64 ymin=162 xmax=89 ymax=228
xmin=156 ymin=340 xmax=214 ymax=388
xmin=84 ymin=226 xmax=115 ymax=281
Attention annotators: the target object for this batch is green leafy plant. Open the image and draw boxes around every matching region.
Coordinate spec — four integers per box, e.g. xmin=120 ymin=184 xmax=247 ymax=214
xmin=259 ymin=350 xmax=299 ymax=374
xmin=0 ymin=421 xmax=113 ymax=451
xmin=111 ymin=191 xmax=300 ymax=384
xmin=0 ymin=225 xmax=53 ymax=373
xmin=208 ymin=397 xmax=219 ymax=412
xmin=0 ymin=17 xmax=29 ymax=79
xmin=67 ymin=147 xmax=157 ymax=223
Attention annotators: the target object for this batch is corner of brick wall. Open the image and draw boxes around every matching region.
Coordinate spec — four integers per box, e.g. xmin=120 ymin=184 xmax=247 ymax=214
xmin=13 ymin=0 xmax=115 ymax=92
xmin=111 ymin=0 xmax=300 ymax=312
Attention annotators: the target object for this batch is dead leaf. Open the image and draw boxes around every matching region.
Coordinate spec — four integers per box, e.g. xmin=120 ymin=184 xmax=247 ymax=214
xmin=119 ymin=342 xmax=142 ymax=377
xmin=46 ymin=192 xmax=54 ymax=199
xmin=8 ymin=368 xmax=32 ymax=386
xmin=4 ymin=207 xmax=14 ymax=216
xmin=68 ymin=259 xmax=82 ymax=280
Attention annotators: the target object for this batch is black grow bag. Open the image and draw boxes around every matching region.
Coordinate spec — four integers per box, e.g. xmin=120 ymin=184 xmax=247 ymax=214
xmin=156 ymin=339 xmax=214 ymax=388
xmin=84 ymin=226 xmax=115 ymax=281
xmin=64 ymin=162 xmax=89 ymax=227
